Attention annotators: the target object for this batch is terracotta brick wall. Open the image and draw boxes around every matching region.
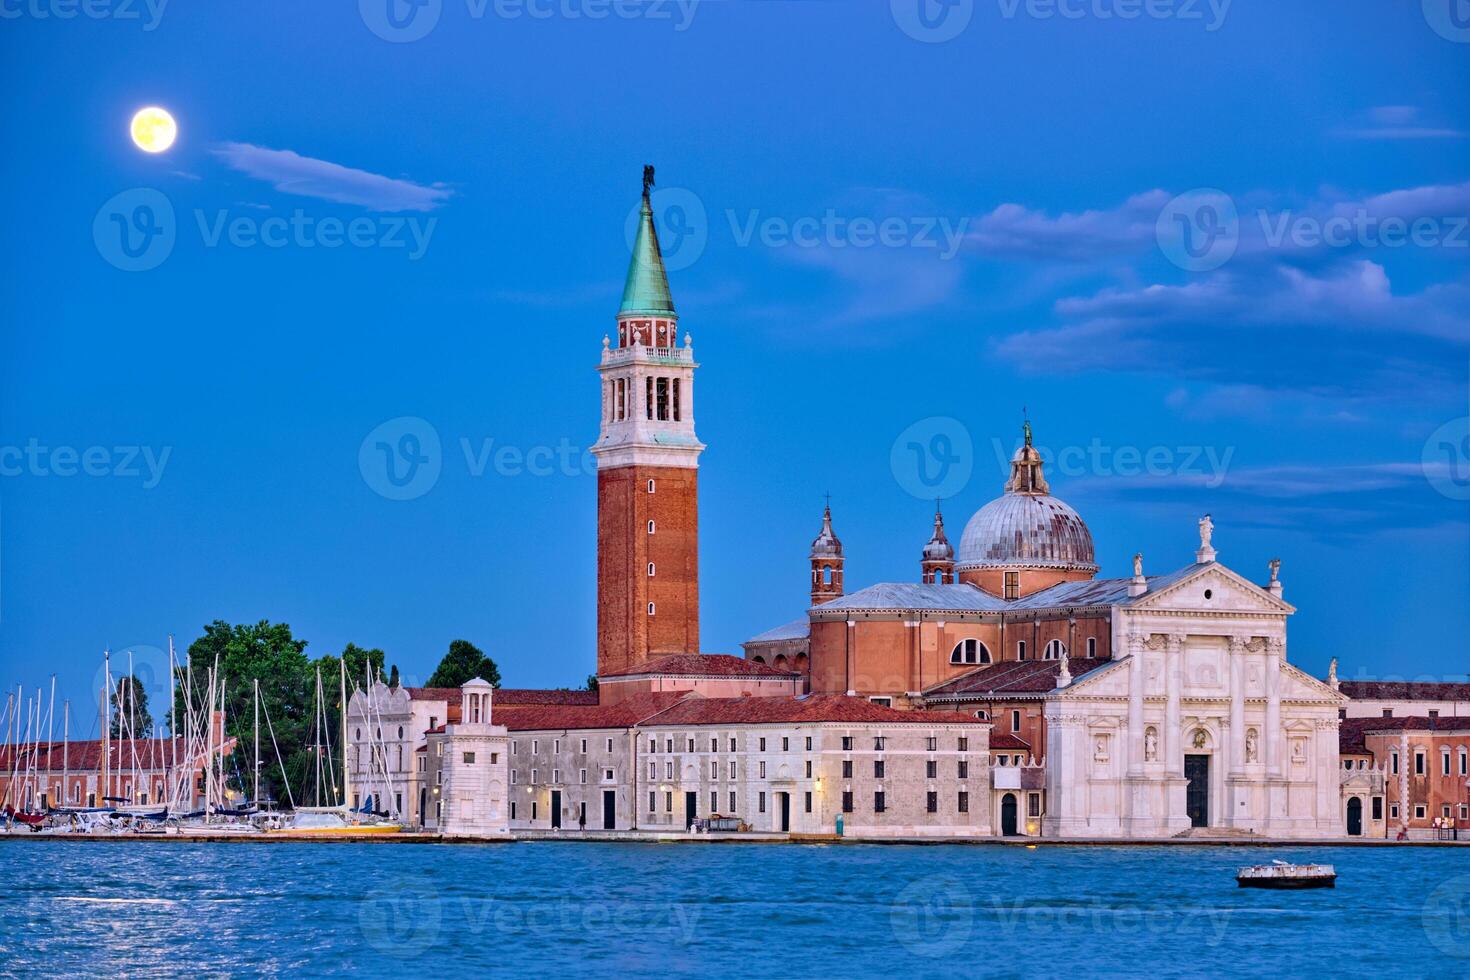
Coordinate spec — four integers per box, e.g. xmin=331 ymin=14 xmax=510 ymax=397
xmin=597 ymin=464 xmax=699 ymax=676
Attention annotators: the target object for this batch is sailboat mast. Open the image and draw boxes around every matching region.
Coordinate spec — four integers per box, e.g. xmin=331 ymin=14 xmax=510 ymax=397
xmin=62 ymin=700 xmax=69 ymax=808
xmin=339 ymin=658 xmax=350 ymax=811
xmin=45 ymin=677 xmax=55 ymax=808
xmin=102 ymin=649 xmax=111 ymax=805
xmin=168 ymin=635 xmax=177 ymax=804
xmin=253 ymin=678 xmax=260 ymax=806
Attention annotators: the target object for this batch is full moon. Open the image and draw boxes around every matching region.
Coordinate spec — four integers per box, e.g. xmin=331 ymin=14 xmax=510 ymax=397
xmin=130 ymin=106 xmax=177 ymax=153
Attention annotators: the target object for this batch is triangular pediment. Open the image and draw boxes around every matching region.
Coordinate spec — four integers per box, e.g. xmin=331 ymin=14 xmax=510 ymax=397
xmin=1129 ymin=563 xmax=1294 ymax=615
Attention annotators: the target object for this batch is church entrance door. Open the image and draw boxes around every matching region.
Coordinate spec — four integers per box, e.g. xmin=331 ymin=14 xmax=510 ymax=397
xmin=1185 ymin=755 xmax=1210 ymax=827
xmin=1000 ymin=793 xmax=1018 ymax=836
xmin=1346 ymin=797 xmax=1362 ymax=836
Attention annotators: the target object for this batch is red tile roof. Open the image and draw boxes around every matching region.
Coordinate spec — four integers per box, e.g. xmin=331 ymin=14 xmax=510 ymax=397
xmin=599 ymin=654 xmax=797 ymax=679
xmin=989 ymin=731 xmax=1032 ymax=751
xmin=407 ymin=686 xmax=598 ymax=706
xmin=1339 ymin=681 xmax=1470 ymax=702
xmin=638 ymin=695 xmax=982 ymax=727
xmin=493 ymin=691 xmax=693 ymax=732
xmin=923 ymin=658 xmax=1109 ymax=699
xmin=1341 ymin=715 xmax=1470 ymax=753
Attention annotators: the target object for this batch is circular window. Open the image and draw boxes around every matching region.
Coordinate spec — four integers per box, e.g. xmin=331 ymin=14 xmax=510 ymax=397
xmin=1204 ymin=589 xmax=1213 ymax=600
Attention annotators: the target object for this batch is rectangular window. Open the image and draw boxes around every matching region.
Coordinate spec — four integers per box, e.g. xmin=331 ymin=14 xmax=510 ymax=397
xmin=648 ymin=738 xmax=656 ymax=752
xmin=1461 ymin=804 xmax=1469 ymax=820
xmin=1462 ymin=752 xmax=1469 ymax=777
xmin=926 ymin=737 xmax=937 ymax=751
xmin=648 ymin=791 xmax=656 ymax=813
xmin=1390 ymin=803 xmax=1399 ymax=819
xmin=510 ymin=802 xmax=517 ymax=821
xmin=759 ymin=738 xmax=767 ymax=751
xmin=1415 ymin=752 xmax=1426 ymax=776
xmin=463 ymin=752 xmax=476 ymax=764
xmin=729 ymin=762 xmax=737 ymax=779
xmin=1391 ymin=751 xmax=1399 ymax=775
xmin=1004 ymin=571 xmax=1019 ymax=600
xmin=1372 ymin=797 xmax=1383 ymax=820
xmin=926 ymin=760 xmax=937 ymax=779
xmin=842 ymin=760 xmax=852 ymax=778
xmin=874 ymin=736 xmax=886 ymax=751
xmin=615 ymin=378 xmax=626 ymax=420
xmin=646 ymin=377 xmax=654 ymax=420
xmin=688 ymin=738 xmax=695 ymax=753
xmin=805 ymin=737 xmax=812 ymax=751
xmin=759 ymin=762 xmax=767 ymax=778
xmin=1029 ymin=793 xmax=1042 ymax=818
xmin=1444 ymin=753 xmax=1452 ymax=776
xmin=531 ymin=768 xmax=537 ymax=784
xmin=606 ymin=738 xmax=614 ymax=753
xmin=1415 ymin=804 xmax=1427 ymax=820
xmin=804 ymin=792 xmax=813 ymax=814
xmin=531 ymin=802 xmax=538 ymax=821
xmin=666 ymin=762 xmax=674 ymax=779
xmin=711 ymin=791 xmax=718 ymax=812
xmin=1017 ymin=640 xmax=1027 ymax=660
xmin=842 ymin=737 xmax=854 ymax=751
xmin=531 ymin=740 xmax=539 ymax=753
xmin=926 ymin=792 xmax=938 ymax=814
xmin=711 ymin=737 xmax=718 ymax=752
xmin=648 ymin=761 xmax=656 ymax=779
xmin=579 ymin=769 xmax=587 ymax=784
xmin=1012 ymin=710 xmax=1022 ymax=733
xmin=842 ymin=791 xmax=853 ymax=813
xmin=874 ymin=760 xmax=885 ymax=778
xmin=958 ymin=791 xmax=969 ymax=813
xmin=874 ymin=792 xmax=886 ymax=813
xmin=729 ymin=792 xmax=736 ymax=811
xmin=665 ymin=792 xmax=673 ymax=813
xmin=1087 ymin=637 xmax=1097 ymax=657
xmin=958 ymin=761 xmax=969 ymax=779
xmin=728 ymin=737 xmax=736 ymax=752
xmin=782 ymin=737 xmax=790 ymax=751
xmin=580 ymin=739 xmax=587 ymax=754
xmin=510 ymin=769 xmax=517 ymax=784
xmin=759 ymin=792 xmax=767 ymax=814
xmin=958 ymin=736 xmax=968 ymax=752
xmin=552 ymin=769 xmax=561 ymax=784
xmin=672 ymin=378 xmax=681 ymax=422
xmin=666 ymin=738 xmax=674 ymax=753
xmin=805 ymin=760 xmax=812 ymax=778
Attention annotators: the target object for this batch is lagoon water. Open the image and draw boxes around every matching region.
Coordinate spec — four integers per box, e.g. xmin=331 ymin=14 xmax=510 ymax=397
xmin=2 ymin=840 xmax=1467 ymax=976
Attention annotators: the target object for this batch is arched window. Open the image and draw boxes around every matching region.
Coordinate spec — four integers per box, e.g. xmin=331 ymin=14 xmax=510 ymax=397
xmin=949 ymin=638 xmax=991 ymax=666
xmin=1016 ymin=640 xmax=1027 ymax=660
xmin=751 ymin=655 xmax=766 ymax=665
xmin=1086 ymin=637 xmax=1097 ymax=658
xmin=1044 ymin=639 xmax=1067 ymax=660
xmin=975 ymin=710 xmax=990 ymax=720
xmin=647 ymin=602 xmax=656 ymax=616
xmin=823 ymin=566 xmax=833 ymax=585
xmin=647 ymin=520 xmax=656 ymax=534
xmin=647 ymin=479 xmax=656 ymax=493
xmin=647 ymin=562 xmax=656 ymax=577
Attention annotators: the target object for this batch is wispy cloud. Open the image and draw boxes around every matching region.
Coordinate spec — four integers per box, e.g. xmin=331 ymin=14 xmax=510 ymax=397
xmin=210 ymin=142 xmax=453 ymax=212
xmin=965 ymin=190 xmax=1169 ymax=262
xmin=1332 ymin=105 xmax=1464 ymax=141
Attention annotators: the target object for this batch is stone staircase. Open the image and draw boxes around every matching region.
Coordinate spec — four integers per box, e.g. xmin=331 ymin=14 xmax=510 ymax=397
xmin=1172 ymin=826 xmax=1262 ymax=840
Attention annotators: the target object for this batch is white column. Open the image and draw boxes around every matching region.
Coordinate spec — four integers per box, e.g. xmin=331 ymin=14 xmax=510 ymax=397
xmin=1164 ymin=634 xmax=1185 ymax=775
xmin=1265 ymin=637 xmax=1283 ymax=776
xmin=1227 ymin=635 xmax=1247 ymax=773
xmin=1127 ymin=632 xmax=1146 ymax=774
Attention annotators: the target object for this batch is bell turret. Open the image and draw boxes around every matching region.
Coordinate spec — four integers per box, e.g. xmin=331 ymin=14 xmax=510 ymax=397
xmin=921 ymin=502 xmax=955 ymax=584
xmin=810 ymin=502 xmax=844 ymax=606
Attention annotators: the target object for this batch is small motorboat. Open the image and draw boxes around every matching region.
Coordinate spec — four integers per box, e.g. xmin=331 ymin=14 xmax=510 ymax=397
xmin=1236 ymin=860 xmax=1336 ymax=889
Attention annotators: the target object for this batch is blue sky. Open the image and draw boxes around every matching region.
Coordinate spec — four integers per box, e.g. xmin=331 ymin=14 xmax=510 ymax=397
xmin=1 ymin=0 xmax=1467 ymax=721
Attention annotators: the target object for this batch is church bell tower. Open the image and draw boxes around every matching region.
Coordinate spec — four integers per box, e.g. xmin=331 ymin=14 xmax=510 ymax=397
xmin=592 ymin=167 xmax=704 ymax=676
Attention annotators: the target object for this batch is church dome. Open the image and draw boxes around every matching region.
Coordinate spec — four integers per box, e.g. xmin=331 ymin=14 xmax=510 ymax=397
xmin=955 ymin=424 xmax=1098 ymax=573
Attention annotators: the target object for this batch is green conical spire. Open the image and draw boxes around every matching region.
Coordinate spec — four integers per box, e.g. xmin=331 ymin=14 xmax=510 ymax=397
xmin=619 ymin=165 xmax=676 ymax=317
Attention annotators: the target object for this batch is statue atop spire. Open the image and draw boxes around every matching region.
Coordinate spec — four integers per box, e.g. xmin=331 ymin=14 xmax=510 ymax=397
xmin=1003 ymin=420 xmax=1050 ymax=496
xmin=620 ymin=164 xmax=675 ymax=318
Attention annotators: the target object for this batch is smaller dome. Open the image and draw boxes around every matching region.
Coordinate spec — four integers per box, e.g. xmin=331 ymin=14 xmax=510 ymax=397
xmin=810 ymin=505 xmax=842 ymax=559
xmin=922 ymin=505 xmax=954 ymax=562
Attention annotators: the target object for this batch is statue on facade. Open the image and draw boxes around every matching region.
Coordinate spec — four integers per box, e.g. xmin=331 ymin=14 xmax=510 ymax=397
xmin=1245 ymin=728 xmax=1259 ymax=763
xmin=1133 ymin=552 xmax=1143 ymax=578
xmin=1198 ymin=513 xmax=1214 ymax=550
xmin=1144 ymin=727 xmax=1158 ymax=762
xmin=1268 ymin=557 xmax=1280 ymax=583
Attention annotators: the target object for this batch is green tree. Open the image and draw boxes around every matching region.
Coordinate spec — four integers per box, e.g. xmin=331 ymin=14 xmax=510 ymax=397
xmin=584 ymin=674 xmax=599 ymax=692
xmin=425 ymin=639 xmax=501 ymax=688
xmin=110 ymin=675 xmax=154 ymax=738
